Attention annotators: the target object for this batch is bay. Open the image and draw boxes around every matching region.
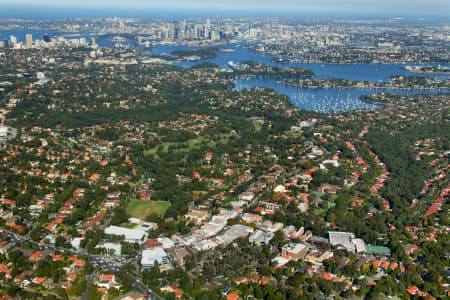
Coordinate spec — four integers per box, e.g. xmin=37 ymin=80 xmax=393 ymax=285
xmin=152 ymin=43 xmax=449 ymax=81
xmin=1 ymin=29 xmax=447 ymax=113
xmin=233 ymin=78 xmax=447 ymax=113
xmin=151 ymin=43 xmax=448 ymax=112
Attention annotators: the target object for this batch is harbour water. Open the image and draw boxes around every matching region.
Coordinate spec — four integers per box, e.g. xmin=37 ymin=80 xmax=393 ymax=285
xmin=151 ymin=43 xmax=448 ymax=112
xmin=151 ymin=43 xmax=449 ymax=81
xmin=1 ymin=29 xmax=448 ymax=113
xmin=233 ymin=78 xmax=448 ymax=113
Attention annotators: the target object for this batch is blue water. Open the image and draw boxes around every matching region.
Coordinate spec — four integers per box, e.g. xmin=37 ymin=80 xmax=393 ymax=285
xmin=1 ymin=28 xmax=448 ymax=113
xmin=233 ymin=78 xmax=447 ymax=113
xmin=149 ymin=43 xmax=449 ymax=112
xmin=151 ymin=43 xmax=450 ymax=82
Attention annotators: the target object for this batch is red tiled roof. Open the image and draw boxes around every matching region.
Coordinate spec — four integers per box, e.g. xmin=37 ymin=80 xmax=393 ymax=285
xmin=227 ymin=293 xmax=240 ymax=300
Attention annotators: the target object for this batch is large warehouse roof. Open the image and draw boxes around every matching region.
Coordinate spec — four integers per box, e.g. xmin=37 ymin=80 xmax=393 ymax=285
xmin=105 ymin=225 xmax=145 ymax=241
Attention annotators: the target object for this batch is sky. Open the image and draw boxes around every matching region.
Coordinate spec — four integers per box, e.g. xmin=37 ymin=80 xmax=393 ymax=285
xmin=1 ymin=0 xmax=449 ymax=17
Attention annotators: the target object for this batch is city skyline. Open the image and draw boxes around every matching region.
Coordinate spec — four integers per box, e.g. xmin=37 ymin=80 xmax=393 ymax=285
xmin=1 ymin=0 xmax=450 ymax=17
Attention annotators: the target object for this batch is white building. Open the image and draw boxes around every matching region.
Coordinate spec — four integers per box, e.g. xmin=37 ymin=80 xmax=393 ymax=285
xmin=0 ymin=126 xmax=9 ymax=138
xmin=258 ymin=220 xmax=284 ymax=233
xmin=273 ymin=185 xmax=287 ymax=193
xmin=141 ymin=247 xmax=169 ymax=270
xmin=36 ymin=72 xmax=46 ymax=80
xmin=157 ymin=237 xmax=176 ymax=249
xmin=230 ymin=200 xmax=247 ymax=208
xmin=239 ymin=192 xmax=255 ymax=202
xmin=319 ymin=160 xmax=340 ymax=170
xmin=249 ymin=230 xmax=274 ymax=246
xmin=96 ymin=242 xmax=122 ymax=255
xmin=105 ymin=225 xmax=146 ymax=242
xmin=328 ymin=231 xmax=366 ymax=253
xmin=71 ymin=237 xmax=82 ymax=250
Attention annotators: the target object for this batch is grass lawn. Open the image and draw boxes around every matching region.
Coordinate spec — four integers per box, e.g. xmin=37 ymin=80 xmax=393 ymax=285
xmin=144 ymin=137 xmax=207 ymax=156
xmin=126 ymin=199 xmax=170 ymax=219
xmin=144 ymin=135 xmax=230 ymax=158
xmin=251 ymin=120 xmax=262 ymax=132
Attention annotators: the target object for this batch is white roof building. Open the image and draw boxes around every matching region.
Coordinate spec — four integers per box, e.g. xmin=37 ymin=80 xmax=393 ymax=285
xmin=230 ymin=200 xmax=247 ymax=208
xmin=96 ymin=242 xmax=122 ymax=255
xmin=71 ymin=237 xmax=82 ymax=250
xmin=192 ymin=239 xmax=217 ymax=251
xmin=157 ymin=237 xmax=175 ymax=249
xmin=272 ymin=256 xmax=290 ymax=268
xmin=353 ymin=238 xmax=366 ymax=253
xmin=215 ymin=224 xmax=254 ymax=246
xmin=274 ymin=185 xmax=287 ymax=193
xmin=239 ymin=192 xmax=255 ymax=201
xmin=0 ymin=126 xmax=9 ymax=138
xmin=258 ymin=220 xmax=284 ymax=233
xmin=141 ymin=247 xmax=169 ymax=269
xmin=249 ymin=230 xmax=274 ymax=246
xmin=135 ymin=222 xmax=158 ymax=232
xmin=242 ymin=213 xmax=262 ymax=224
xmin=320 ymin=159 xmax=340 ymax=170
xmin=328 ymin=231 xmax=366 ymax=253
xmin=105 ymin=225 xmax=145 ymax=242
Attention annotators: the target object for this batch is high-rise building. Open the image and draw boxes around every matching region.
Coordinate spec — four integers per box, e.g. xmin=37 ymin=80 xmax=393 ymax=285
xmin=168 ymin=23 xmax=175 ymax=39
xmin=204 ymin=19 xmax=211 ymax=39
xmin=194 ymin=24 xmax=202 ymax=39
xmin=10 ymin=35 xmax=17 ymax=46
xmin=211 ymin=31 xmax=220 ymax=41
xmin=119 ymin=18 xmax=125 ymax=30
xmin=178 ymin=20 xmax=186 ymax=39
xmin=26 ymin=34 xmax=33 ymax=48
xmin=43 ymin=34 xmax=51 ymax=43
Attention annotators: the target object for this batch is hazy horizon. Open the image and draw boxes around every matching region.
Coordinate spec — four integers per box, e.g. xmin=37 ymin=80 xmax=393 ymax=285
xmin=0 ymin=0 xmax=449 ymax=19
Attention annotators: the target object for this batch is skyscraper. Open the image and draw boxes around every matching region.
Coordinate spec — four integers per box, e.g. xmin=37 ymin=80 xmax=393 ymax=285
xmin=194 ymin=24 xmax=202 ymax=39
xmin=168 ymin=23 xmax=175 ymax=40
xmin=26 ymin=34 xmax=33 ymax=48
xmin=178 ymin=20 xmax=186 ymax=39
xmin=43 ymin=34 xmax=51 ymax=43
xmin=10 ymin=35 xmax=17 ymax=47
xmin=204 ymin=19 xmax=211 ymax=39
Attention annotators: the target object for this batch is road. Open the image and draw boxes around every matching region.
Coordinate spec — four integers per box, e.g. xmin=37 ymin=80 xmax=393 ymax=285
xmin=82 ymin=269 xmax=97 ymax=300
xmin=0 ymin=229 xmax=161 ymax=300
